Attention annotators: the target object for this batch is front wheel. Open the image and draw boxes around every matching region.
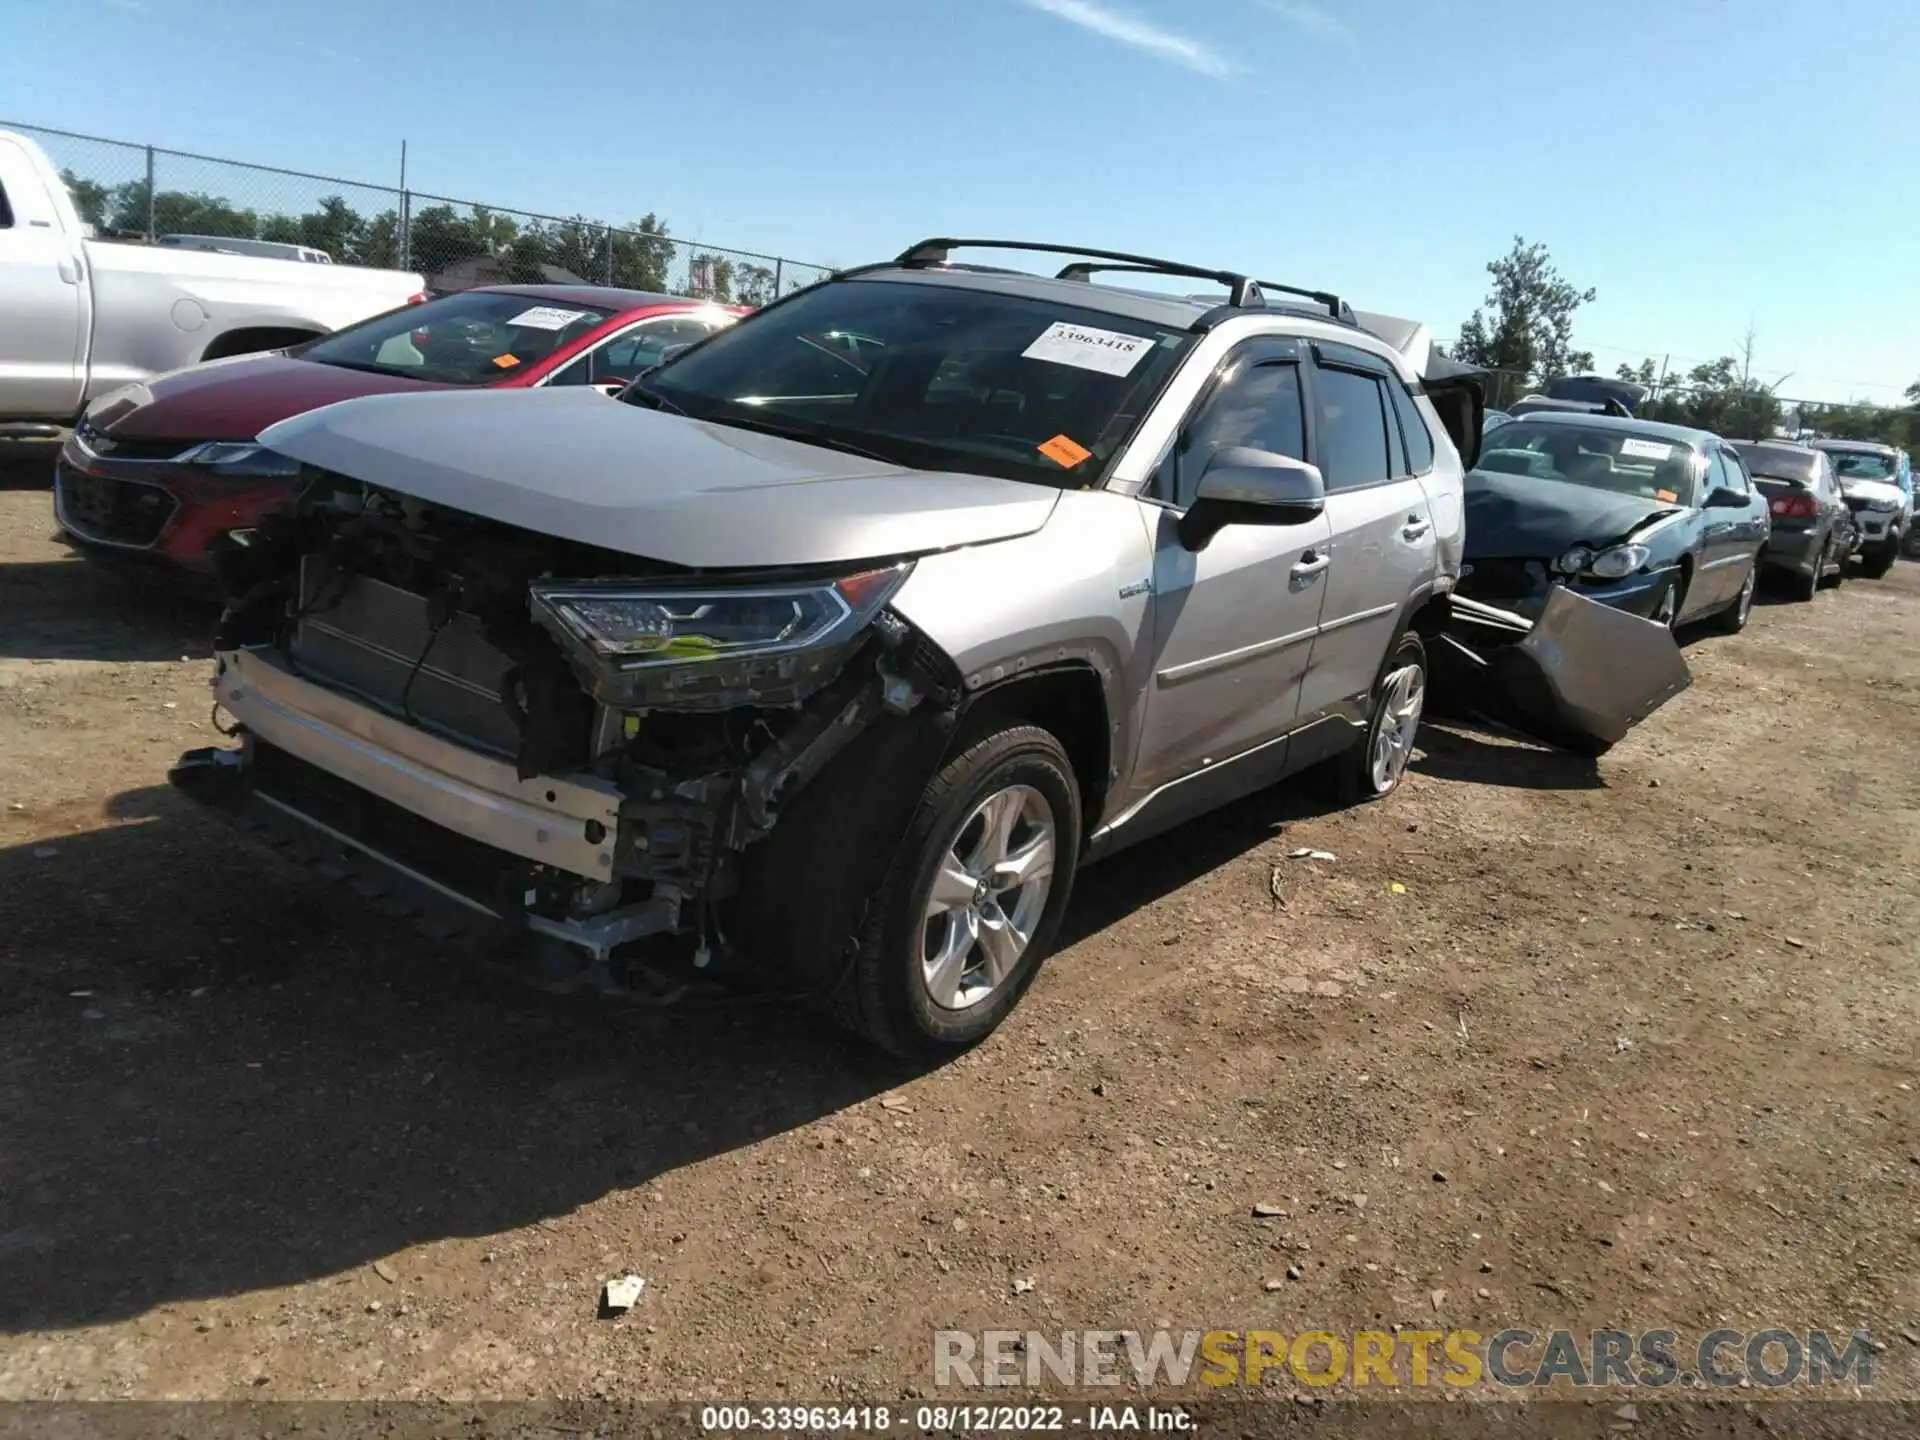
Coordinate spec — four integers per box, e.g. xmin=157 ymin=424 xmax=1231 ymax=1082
xmin=832 ymin=723 xmax=1082 ymax=1057
xmin=1861 ymin=541 xmax=1897 ymax=580
xmin=1652 ymin=572 xmax=1686 ymax=630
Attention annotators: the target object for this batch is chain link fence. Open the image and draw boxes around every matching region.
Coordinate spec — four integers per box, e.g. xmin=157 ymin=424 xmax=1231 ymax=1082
xmin=5 ymin=121 xmax=829 ymax=305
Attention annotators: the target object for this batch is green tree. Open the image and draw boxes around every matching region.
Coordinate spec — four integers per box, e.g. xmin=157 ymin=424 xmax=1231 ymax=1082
xmin=106 ymin=179 xmax=259 ymax=239
xmin=734 ymin=263 xmax=776 ymax=306
xmin=608 ymin=214 xmax=674 ymax=292
xmin=297 ymin=196 xmax=367 ymax=261
xmin=1451 ymin=237 xmax=1596 ymax=397
xmin=405 ymin=203 xmax=489 ymax=275
xmin=59 ymin=169 xmax=110 ymax=228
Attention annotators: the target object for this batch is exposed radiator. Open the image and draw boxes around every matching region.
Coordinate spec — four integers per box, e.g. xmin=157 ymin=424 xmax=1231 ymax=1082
xmin=288 ymin=555 xmax=524 ymax=757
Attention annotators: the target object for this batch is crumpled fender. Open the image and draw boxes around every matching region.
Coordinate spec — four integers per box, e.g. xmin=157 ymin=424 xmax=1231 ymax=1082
xmin=1432 ymin=586 xmax=1691 ymax=755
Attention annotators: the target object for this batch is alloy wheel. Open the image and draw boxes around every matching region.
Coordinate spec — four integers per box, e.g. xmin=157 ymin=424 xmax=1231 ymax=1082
xmin=1368 ymin=663 xmax=1425 ymax=793
xmin=1654 ymin=584 xmax=1680 ymax=629
xmin=921 ymin=784 xmax=1057 ymax=1011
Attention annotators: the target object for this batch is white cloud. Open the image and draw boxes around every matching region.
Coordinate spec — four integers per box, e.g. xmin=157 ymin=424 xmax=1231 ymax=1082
xmin=1262 ymin=0 xmax=1356 ymax=46
xmin=1023 ymin=0 xmax=1239 ymax=79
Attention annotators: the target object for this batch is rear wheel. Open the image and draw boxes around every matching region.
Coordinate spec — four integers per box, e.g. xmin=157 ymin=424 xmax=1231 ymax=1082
xmin=1329 ymin=631 xmax=1426 ymax=802
xmin=1716 ymin=564 xmax=1756 ymax=633
xmin=1794 ymin=542 xmax=1824 ymax=602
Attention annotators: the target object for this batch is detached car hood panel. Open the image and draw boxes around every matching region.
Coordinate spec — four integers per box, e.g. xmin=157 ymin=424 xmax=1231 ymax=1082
xmin=1840 ymin=479 xmax=1903 ymax=506
xmin=1465 ymin=471 xmax=1680 ymax=558
xmin=261 ymin=389 xmax=1060 ymax=569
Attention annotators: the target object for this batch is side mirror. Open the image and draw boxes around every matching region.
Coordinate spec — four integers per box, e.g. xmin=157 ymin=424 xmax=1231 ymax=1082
xmin=1177 ymin=447 xmax=1326 ymax=552
xmin=1705 ymin=486 xmax=1747 ymax=509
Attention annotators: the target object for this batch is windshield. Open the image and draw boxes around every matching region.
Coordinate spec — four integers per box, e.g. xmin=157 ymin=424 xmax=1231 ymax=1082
xmin=631 ymin=279 xmax=1194 ymax=486
xmin=301 ymin=291 xmax=615 ymax=385
xmin=1477 ymin=421 xmax=1697 ymax=503
xmin=1824 ymin=449 xmax=1898 ymax=482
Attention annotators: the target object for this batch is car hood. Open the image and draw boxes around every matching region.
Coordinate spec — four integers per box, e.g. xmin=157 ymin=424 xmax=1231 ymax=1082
xmin=1838 ymin=477 xmax=1903 ymax=506
xmin=1464 ymin=470 xmax=1683 ymax=559
xmin=91 ymin=353 xmax=443 ymax=442
xmin=260 ymin=388 xmax=1062 ymax=570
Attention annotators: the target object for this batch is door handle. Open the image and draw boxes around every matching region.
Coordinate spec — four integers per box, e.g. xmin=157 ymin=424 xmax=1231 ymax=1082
xmin=57 ymin=256 xmax=79 ymax=285
xmin=1291 ymin=550 xmax=1331 ymax=579
xmin=1401 ymin=514 xmax=1431 ymax=540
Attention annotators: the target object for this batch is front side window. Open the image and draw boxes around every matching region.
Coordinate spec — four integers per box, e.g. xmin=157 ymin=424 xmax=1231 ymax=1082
xmin=1314 ymin=366 xmax=1392 ymax=491
xmin=1476 ymin=421 xmax=1698 ymax=503
xmin=1717 ymin=450 xmax=1750 ymax=493
xmin=1389 ymin=384 xmax=1437 ymax=474
xmin=301 ymin=291 xmax=616 ymax=385
xmin=1153 ymin=356 xmax=1305 ymax=508
xmin=631 ymin=279 xmax=1193 ymax=487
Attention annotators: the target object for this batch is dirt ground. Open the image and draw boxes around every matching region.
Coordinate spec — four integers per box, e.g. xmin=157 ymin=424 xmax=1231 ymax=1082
xmin=2 ymin=444 xmax=1916 ymax=1414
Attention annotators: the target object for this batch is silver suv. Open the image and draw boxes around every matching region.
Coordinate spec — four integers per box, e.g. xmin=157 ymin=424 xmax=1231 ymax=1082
xmin=172 ymin=240 xmax=1493 ymax=1055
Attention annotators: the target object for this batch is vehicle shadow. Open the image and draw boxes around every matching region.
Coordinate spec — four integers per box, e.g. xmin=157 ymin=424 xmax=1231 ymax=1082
xmin=1411 ymin=719 xmax=1604 ymax=791
xmin=1060 ymin=780 xmax=1345 ymax=946
xmin=0 ymin=440 xmax=59 ymax=490
xmin=0 ymin=557 xmax=220 ymax=663
xmin=0 ymin=790 xmax=918 ymax=1334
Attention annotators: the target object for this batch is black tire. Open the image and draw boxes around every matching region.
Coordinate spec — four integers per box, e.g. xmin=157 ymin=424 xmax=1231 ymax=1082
xmin=1716 ymin=563 xmax=1757 ymax=634
xmin=1328 ymin=629 xmax=1427 ymax=803
xmin=830 ymin=722 xmax=1082 ymax=1058
xmin=1861 ymin=542 xmax=1896 ymax=580
xmin=1827 ymin=545 xmax=1848 ymax=589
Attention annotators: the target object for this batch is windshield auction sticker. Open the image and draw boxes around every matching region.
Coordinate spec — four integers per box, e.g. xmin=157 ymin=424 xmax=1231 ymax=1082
xmin=507 ymin=305 xmax=595 ymax=331
xmin=1619 ymin=438 xmax=1674 ymax=461
xmin=1022 ymin=321 xmax=1153 ymax=376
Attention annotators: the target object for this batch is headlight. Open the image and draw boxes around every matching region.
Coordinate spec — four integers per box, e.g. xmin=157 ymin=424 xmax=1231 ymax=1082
xmin=1555 ymin=545 xmax=1594 ymax=575
xmin=1865 ymin=496 xmax=1899 ymax=513
xmin=531 ymin=565 xmax=914 ymax=710
xmin=1586 ymin=543 xmax=1650 ymax=580
xmin=177 ymin=442 xmax=303 ymax=478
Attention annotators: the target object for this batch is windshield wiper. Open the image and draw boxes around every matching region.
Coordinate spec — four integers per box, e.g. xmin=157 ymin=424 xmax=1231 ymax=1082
xmin=621 ymin=380 xmax=688 ymax=417
xmin=703 ymin=411 xmax=893 ymax=464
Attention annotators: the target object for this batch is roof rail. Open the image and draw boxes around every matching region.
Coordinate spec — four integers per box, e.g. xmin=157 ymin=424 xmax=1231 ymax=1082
xmin=893 ymin=238 xmax=1342 ymax=317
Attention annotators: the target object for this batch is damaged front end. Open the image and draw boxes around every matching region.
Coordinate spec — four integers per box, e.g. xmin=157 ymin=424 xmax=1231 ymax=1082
xmin=171 ymin=471 xmax=963 ymax=988
xmin=1430 ymin=585 xmax=1691 ymax=756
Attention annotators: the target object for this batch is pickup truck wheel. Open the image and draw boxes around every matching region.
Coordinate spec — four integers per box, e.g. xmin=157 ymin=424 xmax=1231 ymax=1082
xmin=832 ymin=723 xmax=1081 ymax=1058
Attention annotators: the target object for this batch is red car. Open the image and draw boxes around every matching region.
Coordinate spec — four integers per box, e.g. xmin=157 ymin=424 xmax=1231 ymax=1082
xmin=54 ymin=285 xmax=748 ymax=585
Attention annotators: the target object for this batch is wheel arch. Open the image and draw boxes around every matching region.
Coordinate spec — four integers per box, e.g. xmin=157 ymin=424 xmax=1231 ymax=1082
xmin=200 ymin=325 xmax=322 ymax=362
xmin=961 ymin=663 xmax=1112 ymax=840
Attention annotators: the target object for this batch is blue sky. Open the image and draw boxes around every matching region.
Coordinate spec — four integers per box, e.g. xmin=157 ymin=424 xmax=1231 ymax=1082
xmin=7 ymin=0 xmax=1917 ymax=402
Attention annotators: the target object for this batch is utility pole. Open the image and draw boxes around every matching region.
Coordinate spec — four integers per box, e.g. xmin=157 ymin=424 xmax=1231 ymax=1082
xmin=398 ymin=139 xmax=410 ymax=273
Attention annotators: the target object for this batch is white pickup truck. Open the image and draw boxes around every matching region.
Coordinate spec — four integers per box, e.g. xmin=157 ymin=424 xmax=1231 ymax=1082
xmin=0 ymin=129 xmax=424 ymax=428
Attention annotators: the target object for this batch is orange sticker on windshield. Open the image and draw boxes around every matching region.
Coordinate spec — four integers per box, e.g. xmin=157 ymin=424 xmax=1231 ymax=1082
xmin=1656 ymin=488 xmax=1679 ymax=502
xmin=1038 ymin=434 xmax=1093 ymax=468
xmin=493 ymin=353 xmax=521 ymax=369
